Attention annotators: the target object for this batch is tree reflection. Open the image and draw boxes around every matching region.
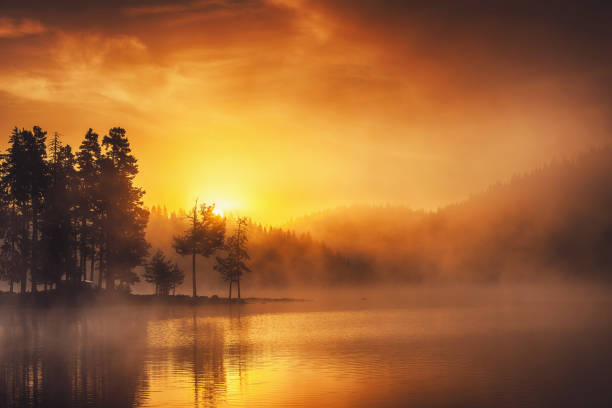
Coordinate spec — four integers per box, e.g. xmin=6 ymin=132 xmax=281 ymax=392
xmin=189 ymin=312 xmax=226 ymax=408
xmin=0 ymin=306 xmax=259 ymax=408
xmin=0 ymin=308 xmax=149 ymax=408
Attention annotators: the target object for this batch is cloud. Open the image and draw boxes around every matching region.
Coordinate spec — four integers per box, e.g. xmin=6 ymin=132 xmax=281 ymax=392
xmin=123 ymin=0 xmax=232 ymax=16
xmin=0 ymin=32 xmax=169 ymax=112
xmin=1 ymin=0 xmax=612 ymax=223
xmin=0 ymin=17 xmax=46 ymax=38
xmin=0 ymin=76 xmax=54 ymax=101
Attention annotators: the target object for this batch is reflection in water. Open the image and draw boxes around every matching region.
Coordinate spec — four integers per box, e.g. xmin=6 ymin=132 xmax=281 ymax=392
xmin=0 ymin=308 xmax=149 ymax=408
xmin=192 ymin=314 xmax=225 ymax=407
xmin=2 ymin=294 xmax=612 ymax=407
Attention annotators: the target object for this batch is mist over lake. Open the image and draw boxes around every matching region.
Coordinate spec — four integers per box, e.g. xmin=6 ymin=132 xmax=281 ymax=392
xmin=2 ymin=285 xmax=612 ymax=408
xmin=3 ymin=1 xmax=612 ymax=407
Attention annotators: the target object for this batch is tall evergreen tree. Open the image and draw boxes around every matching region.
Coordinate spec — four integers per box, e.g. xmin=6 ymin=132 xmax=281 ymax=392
xmin=98 ymin=127 xmax=149 ymax=290
xmin=214 ymin=217 xmax=250 ymax=300
xmin=76 ymin=129 xmax=102 ymax=283
xmin=40 ymin=133 xmax=78 ymax=287
xmin=26 ymin=126 xmax=49 ymax=292
xmin=0 ymin=172 xmax=23 ymax=293
xmin=0 ymin=127 xmax=48 ymax=293
xmin=173 ymin=201 xmax=225 ymax=297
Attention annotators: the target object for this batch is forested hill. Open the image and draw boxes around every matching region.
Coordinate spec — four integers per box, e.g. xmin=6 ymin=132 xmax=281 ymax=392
xmin=286 ymin=147 xmax=612 ymax=282
xmin=149 ymin=146 xmax=612 ymax=290
xmin=6 ymin=125 xmax=610 ymax=294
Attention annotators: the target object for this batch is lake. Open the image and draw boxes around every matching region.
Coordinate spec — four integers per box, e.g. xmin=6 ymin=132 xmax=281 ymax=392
xmin=1 ymin=286 xmax=612 ymax=407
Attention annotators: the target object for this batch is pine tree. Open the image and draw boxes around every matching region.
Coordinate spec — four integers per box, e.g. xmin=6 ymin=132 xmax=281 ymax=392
xmin=27 ymin=126 xmax=49 ymax=292
xmin=76 ymin=129 xmax=102 ymax=284
xmin=40 ymin=134 xmax=78 ymax=287
xmin=0 ymin=173 xmax=23 ymax=293
xmin=143 ymin=250 xmax=184 ymax=295
xmin=214 ymin=217 xmax=250 ymax=300
xmin=98 ymin=127 xmax=149 ymax=291
xmin=173 ymin=201 xmax=225 ymax=297
xmin=0 ymin=127 xmax=48 ymax=293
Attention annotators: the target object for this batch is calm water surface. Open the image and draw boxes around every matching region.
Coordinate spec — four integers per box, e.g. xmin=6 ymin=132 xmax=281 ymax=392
xmin=1 ymin=288 xmax=612 ymax=407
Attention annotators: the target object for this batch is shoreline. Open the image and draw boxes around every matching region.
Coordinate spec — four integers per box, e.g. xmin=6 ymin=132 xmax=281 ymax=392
xmin=0 ymin=290 xmax=309 ymax=308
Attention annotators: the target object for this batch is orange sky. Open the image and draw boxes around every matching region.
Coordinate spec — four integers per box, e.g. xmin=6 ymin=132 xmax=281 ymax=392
xmin=1 ymin=1 xmax=611 ymax=224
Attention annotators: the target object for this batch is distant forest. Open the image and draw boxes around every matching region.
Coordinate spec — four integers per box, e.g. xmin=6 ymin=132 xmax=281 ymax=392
xmin=287 ymin=147 xmax=612 ymax=283
xmin=2 ymin=126 xmax=612 ymax=296
xmin=146 ymin=209 xmax=373 ymax=292
xmin=148 ymin=147 xmax=612 ymax=291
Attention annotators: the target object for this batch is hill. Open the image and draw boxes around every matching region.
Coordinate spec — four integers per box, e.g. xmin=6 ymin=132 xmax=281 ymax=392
xmin=287 ymin=147 xmax=612 ymax=282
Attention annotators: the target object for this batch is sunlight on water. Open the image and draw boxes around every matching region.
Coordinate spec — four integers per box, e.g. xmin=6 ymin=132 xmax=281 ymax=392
xmin=2 ymin=289 xmax=612 ymax=407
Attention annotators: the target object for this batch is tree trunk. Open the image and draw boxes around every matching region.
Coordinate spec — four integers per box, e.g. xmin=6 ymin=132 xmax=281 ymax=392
xmin=8 ymin=227 xmax=16 ymax=295
xmin=9 ymin=279 xmax=14 ymax=294
xmin=90 ymin=246 xmax=95 ymax=281
xmin=228 ymin=280 xmax=232 ymax=301
xmin=97 ymin=252 xmax=103 ymax=288
xmin=74 ymin=225 xmax=79 ymax=282
xmin=192 ymin=250 xmax=197 ymax=298
xmin=237 ymin=280 xmax=241 ymax=299
xmin=21 ymin=219 xmax=27 ymax=294
xmin=31 ymin=214 xmax=38 ymax=293
xmin=106 ymin=272 xmax=114 ymax=290
xmin=81 ymin=218 xmax=87 ymax=280
xmin=191 ymin=201 xmax=198 ymax=298
xmin=81 ymin=252 xmax=86 ymax=281
xmin=20 ymin=272 xmax=27 ymax=293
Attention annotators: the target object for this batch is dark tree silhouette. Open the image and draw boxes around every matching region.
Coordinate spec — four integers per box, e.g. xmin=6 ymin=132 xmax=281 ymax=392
xmin=40 ymin=133 xmax=78 ymax=287
xmin=25 ymin=127 xmax=49 ymax=293
xmin=0 ymin=126 xmax=151 ymax=295
xmin=76 ymin=129 xmax=102 ymax=284
xmin=173 ymin=201 xmax=225 ymax=297
xmin=97 ymin=127 xmax=149 ymax=291
xmin=0 ymin=127 xmax=48 ymax=293
xmin=143 ymin=250 xmax=184 ymax=295
xmin=214 ymin=217 xmax=250 ymax=300
xmin=0 ymin=178 xmax=23 ymax=292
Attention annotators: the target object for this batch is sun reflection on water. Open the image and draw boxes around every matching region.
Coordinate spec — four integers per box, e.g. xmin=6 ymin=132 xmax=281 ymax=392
xmin=2 ymin=296 xmax=612 ymax=408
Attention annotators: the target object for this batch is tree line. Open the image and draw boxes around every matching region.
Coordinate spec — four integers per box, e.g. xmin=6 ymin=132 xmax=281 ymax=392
xmin=287 ymin=147 xmax=612 ymax=282
xmin=171 ymin=199 xmax=250 ymax=299
xmin=0 ymin=126 xmax=250 ymax=298
xmin=147 ymin=208 xmax=375 ymax=289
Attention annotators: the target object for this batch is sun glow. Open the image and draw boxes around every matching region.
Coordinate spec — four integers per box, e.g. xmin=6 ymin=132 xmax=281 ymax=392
xmin=212 ymin=208 xmax=224 ymax=217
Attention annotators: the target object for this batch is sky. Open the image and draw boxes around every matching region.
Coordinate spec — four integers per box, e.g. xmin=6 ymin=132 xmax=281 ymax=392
xmin=1 ymin=0 xmax=611 ymax=224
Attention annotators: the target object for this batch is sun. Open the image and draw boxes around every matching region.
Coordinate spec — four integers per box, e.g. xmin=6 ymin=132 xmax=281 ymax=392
xmin=187 ymin=193 xmax=241 ymax=218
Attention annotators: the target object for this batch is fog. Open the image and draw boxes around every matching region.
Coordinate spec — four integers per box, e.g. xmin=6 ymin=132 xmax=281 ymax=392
xmin=141 ymin=147 xmax=612 ymax=297
xmin=3 ymin=1 xmax=612 ymax=406
xmin=3 ymin=142 xmax=607 ymax=296
xmin=2 ymin=283 xmax=612 ymax=407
